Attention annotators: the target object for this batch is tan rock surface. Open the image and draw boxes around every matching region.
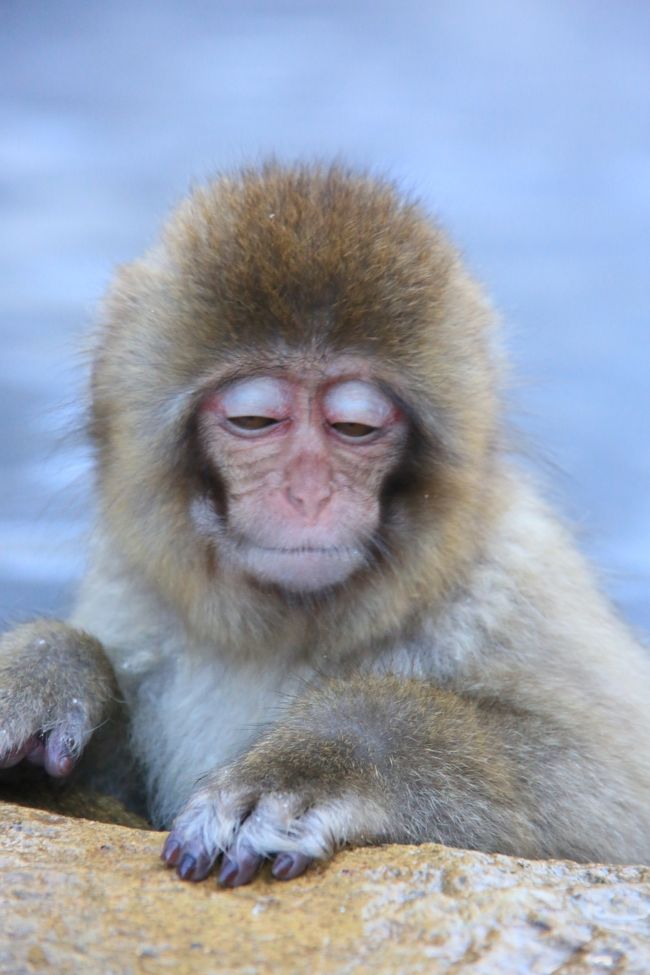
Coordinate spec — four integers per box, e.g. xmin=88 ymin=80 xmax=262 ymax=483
xmin=2 ymin=798 xmax=650 ymax=975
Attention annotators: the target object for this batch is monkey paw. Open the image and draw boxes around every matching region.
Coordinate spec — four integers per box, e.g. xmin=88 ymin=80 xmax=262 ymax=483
xmin=0 ymin=621 xmax=115 ymax=778
xmin=162 ymin=767 xmax=386 ymax=886
xmin=0 ymin=691 xmax=97 ymax=778
xmin=0 ymin=687 xmax=97 ymax=778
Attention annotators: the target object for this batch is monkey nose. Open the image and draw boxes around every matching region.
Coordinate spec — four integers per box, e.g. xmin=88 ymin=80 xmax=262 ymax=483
xmin=285 ymin=484 xmax=332 ymax=522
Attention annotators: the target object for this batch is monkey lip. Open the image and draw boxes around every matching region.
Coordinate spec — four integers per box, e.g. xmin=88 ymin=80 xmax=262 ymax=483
xmin=250 ymin=544 xmax=357 ymax=556
xmin=233 ymin=539 xmax=365 ymax=592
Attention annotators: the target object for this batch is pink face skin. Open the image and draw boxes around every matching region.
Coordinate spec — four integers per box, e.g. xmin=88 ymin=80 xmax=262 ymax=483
xmin=197 ymin=370 xmax=407 ymax=592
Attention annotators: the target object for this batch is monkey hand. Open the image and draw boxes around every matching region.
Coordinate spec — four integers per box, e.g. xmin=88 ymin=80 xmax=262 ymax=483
xmin=0 ymin=621 xmax=117 ymax=778
xmin=160 ymin=678 xmax=425 ymax=886
xmin=162 ymin=744 xmax=392 ymax=887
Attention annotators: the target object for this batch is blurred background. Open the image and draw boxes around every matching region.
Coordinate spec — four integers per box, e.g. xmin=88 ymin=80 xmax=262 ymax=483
xmin=1 ymin=0 xmax=649 ymax=631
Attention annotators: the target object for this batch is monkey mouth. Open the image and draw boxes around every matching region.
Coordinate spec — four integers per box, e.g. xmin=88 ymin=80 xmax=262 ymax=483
xmin=232 ymin=539 xmax=366 ymax=592
xmin=249 ymin=544 xmax=359 ymax=557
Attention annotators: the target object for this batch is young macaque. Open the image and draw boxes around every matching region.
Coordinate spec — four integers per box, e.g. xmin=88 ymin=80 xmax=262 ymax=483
xmin=1 ymin=163 xmax=649 ymax=887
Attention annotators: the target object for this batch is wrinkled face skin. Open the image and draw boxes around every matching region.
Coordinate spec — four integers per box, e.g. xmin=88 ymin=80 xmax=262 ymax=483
xmin=194 ymin=362 xmax=407 ymax=593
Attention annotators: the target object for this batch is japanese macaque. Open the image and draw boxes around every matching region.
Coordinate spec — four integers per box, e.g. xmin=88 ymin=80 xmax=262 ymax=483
xmin=1 ymin=163 xmax=649 ymax=887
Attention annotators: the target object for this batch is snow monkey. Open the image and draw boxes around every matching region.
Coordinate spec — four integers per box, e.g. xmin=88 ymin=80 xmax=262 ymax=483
xmin=1 ymin=163 xmax=649 ymax=887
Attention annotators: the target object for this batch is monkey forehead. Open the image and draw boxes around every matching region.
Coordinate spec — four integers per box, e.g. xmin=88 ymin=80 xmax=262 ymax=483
xmin=163 ymin=164 xmax=458 ymax=356
xmin=193 ymin=350 xmax=392 ymax=396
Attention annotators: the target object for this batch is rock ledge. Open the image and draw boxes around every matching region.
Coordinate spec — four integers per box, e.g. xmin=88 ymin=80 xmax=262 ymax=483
xmin=2 ymin=799 xmax=650 ymax=974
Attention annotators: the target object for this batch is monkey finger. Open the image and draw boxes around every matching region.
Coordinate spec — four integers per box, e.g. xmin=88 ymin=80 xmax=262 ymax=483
xmin=43 ymin=728 xmax=81 ymax=778
xmin=218 ymin=840 xmax=264 ymax=887
xmin=161 ymin=833 xmax=183 ymax=866
xmin=234 ymin=791 xmax=334 ymax=862
xmin=162 ymin=831 xmax=219 ymax=882
xmin=0 ymin=729 xmax=82 ymax=777
xmin=164 ymin=778 xmax=260 ymax=883
xmin=177 ymin=848 xmax=217 ymax=882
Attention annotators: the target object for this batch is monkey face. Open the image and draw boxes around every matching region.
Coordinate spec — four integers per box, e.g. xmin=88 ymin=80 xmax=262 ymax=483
xmin=193 ymin=364 xmax=407 ymax=592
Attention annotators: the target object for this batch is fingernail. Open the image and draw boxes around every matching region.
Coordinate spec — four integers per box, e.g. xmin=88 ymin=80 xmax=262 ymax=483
xmin=272 ymin=853 xmax=295 ymax=879
xmin=230 ymin=849 xmax=263 ymax=886
xmin=272 ymin=852 xmax=312 ymax=880
xmin=190 ymin=851 xmax=216 ymax=882
xmin=162 ymin=836 xmax=181 ymax=865
xmin=219 ymin=854 xmax=239 ymax=886
xmin=178 ymin=853 xmax=198 ymax=880
xmin=57 ymin=754 xmax=75 ymax=777
xmin=44 ymin=737 xmax=77 ymax=778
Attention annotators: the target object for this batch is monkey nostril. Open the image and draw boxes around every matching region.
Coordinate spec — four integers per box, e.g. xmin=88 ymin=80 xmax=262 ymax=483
xmin=285 ymin=486 xmax=331 ymax=521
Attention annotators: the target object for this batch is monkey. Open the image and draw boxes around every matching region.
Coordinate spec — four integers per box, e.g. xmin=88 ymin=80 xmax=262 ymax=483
xmin=1 ymin=162 xmax=649 ymax=888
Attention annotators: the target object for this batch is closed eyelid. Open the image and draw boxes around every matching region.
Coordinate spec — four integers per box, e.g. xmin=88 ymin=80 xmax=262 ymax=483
xmin=323 ymin=381 xmax=394 ymax=425
xmin=219 ymin=377 xmax=291 ymax=416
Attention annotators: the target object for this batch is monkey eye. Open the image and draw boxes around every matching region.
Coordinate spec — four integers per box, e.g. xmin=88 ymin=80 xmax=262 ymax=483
xmin=227 ymin=416 xmax=280 ymax=432
xmin=323 ymin=380 xmax=394 ymax=441
xmin=217 ymin=377 xmax=292 ymax=435
xmin=329 ymin=421 xmax=378 ymax=439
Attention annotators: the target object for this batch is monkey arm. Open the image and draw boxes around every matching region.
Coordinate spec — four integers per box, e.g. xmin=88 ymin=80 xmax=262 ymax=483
xmin=0 ymin=620 xmax=120 ymax=778
xmin=162 ymin=673 xmax=612 ymax=887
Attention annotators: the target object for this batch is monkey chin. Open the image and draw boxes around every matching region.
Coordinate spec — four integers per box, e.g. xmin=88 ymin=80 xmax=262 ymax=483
xmin=233 ymin=542 xmax=366 ymax=594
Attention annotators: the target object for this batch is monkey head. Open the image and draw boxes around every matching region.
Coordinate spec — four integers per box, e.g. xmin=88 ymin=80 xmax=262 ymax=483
xmin=90 ymin=164 xmax=499 ymax=635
